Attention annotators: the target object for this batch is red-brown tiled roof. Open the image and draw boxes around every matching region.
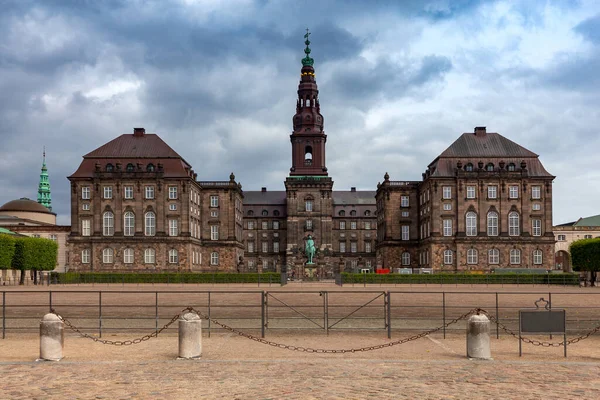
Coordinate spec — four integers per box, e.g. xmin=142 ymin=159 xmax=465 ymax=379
xmin=438 ymin=132 xmax=538 ymax=158
xmin=84 ymin=133 xmax=185 ymax=160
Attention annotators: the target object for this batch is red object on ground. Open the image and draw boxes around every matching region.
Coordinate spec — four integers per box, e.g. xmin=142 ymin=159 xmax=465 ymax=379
xmin=376 ymin=269 xmax=390 ymax=274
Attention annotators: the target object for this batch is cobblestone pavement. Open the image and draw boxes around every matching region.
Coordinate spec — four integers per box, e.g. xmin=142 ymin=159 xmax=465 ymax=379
xmin=2 ymin=332 xmax=600 ymax=399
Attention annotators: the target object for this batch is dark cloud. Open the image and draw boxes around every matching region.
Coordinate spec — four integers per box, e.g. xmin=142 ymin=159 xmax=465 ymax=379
xmin=575 ymin=14 xmax=600 ymax=43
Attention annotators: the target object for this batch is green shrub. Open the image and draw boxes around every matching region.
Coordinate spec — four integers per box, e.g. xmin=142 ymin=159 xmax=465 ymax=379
xmin=50 ymin=272 xmax=281 ymax=284
xmin=0 ymin=234 xmax=16 ymax=269
xmin=340 ymin=273 xmax=579 ymax=285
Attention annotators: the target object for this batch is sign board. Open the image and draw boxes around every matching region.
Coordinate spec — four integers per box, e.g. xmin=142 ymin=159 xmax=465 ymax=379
xmin=518 ymin=298 xmax=566 ymax=357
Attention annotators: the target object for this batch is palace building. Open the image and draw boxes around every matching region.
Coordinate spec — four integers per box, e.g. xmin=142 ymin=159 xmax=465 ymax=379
xmin=66 ymin=33 xmax=555 ymax=275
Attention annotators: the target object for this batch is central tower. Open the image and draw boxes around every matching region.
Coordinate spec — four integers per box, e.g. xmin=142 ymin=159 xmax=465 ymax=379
xmin=285 ymin=31 xmax=334 ymax=276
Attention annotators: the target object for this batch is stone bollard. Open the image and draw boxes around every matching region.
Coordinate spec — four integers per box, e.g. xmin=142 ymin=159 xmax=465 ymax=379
xmin=466 ymin=313 xmax=492 ymax=360
xmin=178 ymin=312 xmax=202 ymax=359
xmin=39 ymin=313 xmax=64 ymax=361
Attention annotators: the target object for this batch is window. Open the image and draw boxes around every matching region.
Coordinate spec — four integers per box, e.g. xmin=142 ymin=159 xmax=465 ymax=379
xmin=248 ymin=221 xmax=255 ymax=230
xmin=402 ymin=252 xmax=410 ymax=266
xmin=401 ymin=225 xmax=409 ymax=240
xmin=465 ymin=163 xmax=473 ymax=172
xmin=584 ymin=234 xmax=593 ymax=239
xmin=365 ymin=222 xmax=371 ymax=230
xmin=532 ymin=203 xmax=541 ymax=211
xmin=533 ymin=250 xmax=543 ymax=265
xmin=103 ymin=211 xmax=114 ymax=236
xmin=365 ymin=210 xmax=371 ymax=216
xmin=466 ymin=212 xmax=477 ymax=236
xmin=467 ymin=249 xmax=478 ymax=265
xmin=124 ymin=186 xmax=133 ymax=199
xmin=305 ymin=200 xmax=313 ymax=212
xmin=273 ymin=221 xmax=279 ymax=230
xmin=339 ymin=210 xmax=345 ymax=217
xmin=510 ymin=249 xmax=521 ymax=264
xmin=106 ymin=163 xmax=114 ymax=172
xmin=532 ymin=186 xmax=541 ymax=199
xmin=210 ymin=225 xmax=219 ymax=240
xmin=486 ymin=163 xmax=494 ymax=172
xmin=144 ymin=248 xmax=156 ymax=264
xmin=126 ymin=163 xmax=135 ymax=172
xmin=507 ymin=163 xmax=516 ymax=171
xmin=401 ymin=196 xmax=409 ymax=207
xmin=248 ymin=210 xmax=254 ymax=217
xmin=466 ymin=186 xmax=476 ymax=199
xmin=124 ymin=248 xmax=134 ymax=264
xmin=124 ymin=211 xmax=135 ymax=236
xmin=532 ymin=219 xmax=542 ymax=236
xmin=147 ymin=163 xmax=155 ymax=172
xmin=210 ymin=196 xmax=219 ymax=207
xmin=443 ymin=186 xmax=452 ymax=199
xmin=401 ymin=211 xmax=410 ymax=217
xmin=82 ymin=249 xmax=90 ymax=264
xmin=443 ymin=250 xmax=453 ymax=265
xmin=488 ymin=186 xmax=497 ymax=199
xmin=339 ymin=242 xmax=346 ymax=253
xmin=82 ymin=219 xmax=91 ymax=236
xmin=273 ymin=242 xmax=279 ymax=253
xmin=339 ymin=221 xmax=346 ymax=230
xmin=248 ymin=241 xmax=255 ymax=253
xmin=365 ymin=242 xmax=372 ymax=252
xmin=509 ymin=185 xmax=519 ymax=199
xmin=488 ymin=249 xmax=499 ymax=264
xmin=210 ymin=209 xmax=218 ymax=218
xmin=303 ymin=220 xmax=312 ymax=230
xmin=262 ymin=221 xmax=269 ymax=230
xmin=261 ymin=210 xmax=268 ymax=217
xmin=350 ymin=210 xmax=357 ymax=217
xmin=145 ymin=186 xmax=155 ymax=199
xmin=169 ymin=219 xmax=178 ymax=236
xmin=273 ymin=210 xmax=280 ymax=217
xmin=558 ymin=234 xmax=566 ymax=241
xmin=487 ymin=212 xmax=498 ymax=236
xmin=169 ymin=249 xmax=179 ymax=264
xmin=443 ymin=203 xmax=452 ymax=211
xmin=351 ymin=242 xmax=357 ymax=253
xmin=508 ymin=212 xmax=520 ymax=236
xmin=443 ymin=219 xmax=452 ymax=237
xmin=145 ymin=212 xmax=156 ymax=236
xmin=170 ymin=204 xmax=177 ymax=211
xmin=262 ymin=241 xmax=268 ymax=253
xmin=169 ymin=187 xmax=177 ymax=199
xmin=248 ymin=260 xmax=254 ymax=269
xmin=350 ymin=221 xmax=357 ymax=230
xmin=82 ymin=203 xmax=90 ymax=211
xmin=102 ymin=248 xmax=113 ymax=263
xmin=82 ymin=186 xmax=90 ymax=199
xmin=103 ymin=186 xmax=112 ymax=199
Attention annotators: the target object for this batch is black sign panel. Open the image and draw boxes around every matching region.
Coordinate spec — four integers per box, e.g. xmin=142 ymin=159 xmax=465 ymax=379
xmin=519 ymin=310 xmax=566 ymax=334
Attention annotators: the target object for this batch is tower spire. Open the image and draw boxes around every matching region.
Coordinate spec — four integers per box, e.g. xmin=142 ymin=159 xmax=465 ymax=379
xmin=302 ymin=28 xmax=314 ymax=67
xmin=37 ymin=147 xmax=52 ymax=212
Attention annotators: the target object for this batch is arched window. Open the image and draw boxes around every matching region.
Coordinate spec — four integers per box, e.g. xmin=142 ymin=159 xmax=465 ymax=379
xmin=126 ymin=163 xmax=135 ymax=172
xmin=169 ymin=249 xmax=179 ymax=264
xmin=123 ymin=248 xmax=134 ymax=264
xmin=488 ymin=249 xmax=499 ymax=264
xmin=145 ymin=211 xmax=156 ymax=236
xmin=248 ymin=210 xmax=254 ymax=217
xmin=507 ymin=163 xmax=516 ymax=171
xmin=273 ymin=210 xmax=280 ymax=217
xmin=144 ymin=248 xmax=155 ymax=264
xmin=486 ymin=163 xmax=494 ymax=172
xmin=364 ymin=210 xmax=371 ymax=217
xmin=508 ymin=212 xmax=520 ymax=236
xmin=124 ymin=211 xmax=135 ymax=236
xmin=339 ymin=210 xmax=345 ymax=217
xmin=487 ymin=211 xmax=498 ymax=236
xmin=146 ymin=163 xmax=155 ymax=172
xmin=103 ymin=211 xmax=114 ymax=236
xmin=106 ymin=163 xmax=114 ymax=172
xmin=401 ymin=252 xmax=410 ymax=266
xmin=262 ymin=210 xmax=268 ymax=216
xmin=443 ymin=250 xmax=453 ymax=265
xmin=533 ymin=250 xmax=543 ymax=265
xmin=466 ymin=212 xmax=477 ymax=236
xmin=102 ymin=248 xmax=113 ymax=263
xmin=304 ymin=146 xmax=313 ymax=166
xmin=350 ymin=210 xmax=356 ymax=216
xmin=510 ymin=249 xmax=521 ymax=264
xmin=465 ymin=163 xmax=473 ymax=172
xmin=467 ymin=249 xmax=478 ymax=264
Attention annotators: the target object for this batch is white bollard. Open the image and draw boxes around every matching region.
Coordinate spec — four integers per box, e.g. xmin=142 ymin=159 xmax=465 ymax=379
xmin=39 ymin=313 xmax=64 ymax=361
xmin=466 ymin=314 xmax=492 ymax=360
xmin=178 ymin=312 xmax=202 ymax=359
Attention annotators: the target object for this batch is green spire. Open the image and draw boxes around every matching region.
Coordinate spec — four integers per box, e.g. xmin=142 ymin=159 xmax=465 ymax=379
xmin=37 ymin=147 xmax=52 ymax=212
xmin=302 ymin=28 xmax=314 ymax=67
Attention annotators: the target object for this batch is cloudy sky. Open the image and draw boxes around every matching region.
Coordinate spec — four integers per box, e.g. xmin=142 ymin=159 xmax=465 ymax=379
xmin=1 ymin=0 xmax=599 ymax=226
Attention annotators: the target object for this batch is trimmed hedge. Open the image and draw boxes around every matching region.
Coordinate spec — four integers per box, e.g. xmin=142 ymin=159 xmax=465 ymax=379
xmin=0 ymin=234 xmax=16 ymax=269
xmin=570 ymin=238 xmax=600 ymax=272
xmin=50 ymin=272 xmax=281 ymax=284
xmin=11 ymin=236 xmax=58 ymax=271
xmin=340 ymin=272 xmax=580 ymax=285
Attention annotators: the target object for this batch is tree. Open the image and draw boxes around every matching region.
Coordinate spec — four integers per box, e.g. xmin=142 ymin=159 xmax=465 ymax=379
xmin=0 ymin=234 xmax=16 ymax=270
xmin=570 ymin=238 xmax=600 ymax=287
xmin=11 ymin=237 xmax=58 ymax=285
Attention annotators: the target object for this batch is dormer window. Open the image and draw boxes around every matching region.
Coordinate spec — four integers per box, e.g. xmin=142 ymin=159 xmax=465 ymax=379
xmin=339 ymin=210 xmax=345 ymax=217
xmin=106 ymin=163 xmax=114 ymax=172
xmin=350 ymin=210 xmax=356 ymax=216
xmin=248 ymin=210 xmax=254 ymax=217
xmin=465 ymin=163 xmax=473 ymax=172
xmin=262 ymin=210 xmax=268 ymax=216
xmin=126 ymin=163 xmax=135 ymax=172
xmin=147 ymin=163 xmax=155 ymax=172
xmin=507 ymin=163 xmax=516 ymax=171
xmin=486 ymin=163 xmax=494 ymax=172
xmin=273 ymin=210 xmax=280 ymax=217
xmin=364 ymin=210 xmax=371 ymax=217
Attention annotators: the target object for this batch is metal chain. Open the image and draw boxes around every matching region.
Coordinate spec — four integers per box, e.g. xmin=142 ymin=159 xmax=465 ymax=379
xmin=50 ymin=307 xmax=185 ymax=346
xmin=186 ymin=306 xmax=481 ymax=353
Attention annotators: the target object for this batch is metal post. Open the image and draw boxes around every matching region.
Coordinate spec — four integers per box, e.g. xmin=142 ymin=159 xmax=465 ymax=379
xmin=549 ymin=292 xmax=553 ymax=340
xmin=261 ymin=291 xmax=266 ymax=338
xmin=442 ymin=292 xmax=446 ymax=339
xmin=323 ymin=291 xmax=328 ymax=335
xmin=495 ymin=292 xmax=499 ymax=339
xmin=99 ymin=292 xmax=102 ymax=338
xmin=155 ymin=292 xmax=159 ymax=333
xmin=387 ymin=291 xmax=391 ymax=339
xmin=2 ymin=292 xmax=5 ymax=339
xmin=207 ymin=292 xmax=211 ymax=338
xmin=49 ymin=291 xmax=53 ymax=312
xmin=363 ymin=273 xmax=366 ymax=288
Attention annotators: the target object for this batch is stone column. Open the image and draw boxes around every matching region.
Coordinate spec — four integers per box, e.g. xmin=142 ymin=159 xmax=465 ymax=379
xmin=178 ymin=312 xmax=202 ymax=359
xmin=466 ymin=314 xmax=491 ymax=360
xmin=39 ymin=313 xmax=64 ymax=361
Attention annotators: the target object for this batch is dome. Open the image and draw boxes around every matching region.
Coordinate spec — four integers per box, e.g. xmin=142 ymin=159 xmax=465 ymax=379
xmin=0 ymin=198 xmax=54 ymax=215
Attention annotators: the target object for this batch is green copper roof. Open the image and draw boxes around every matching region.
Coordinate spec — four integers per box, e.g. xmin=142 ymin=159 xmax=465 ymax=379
xmin=574 ymin=214 xmax=600 ymax=227
xmin=37 ymin=148 xmax=52 ymax=212
xmin=302 ymin=29 xmax=314 ymax=67
xmin=0 ymin=227 xmax=17 ymax=235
